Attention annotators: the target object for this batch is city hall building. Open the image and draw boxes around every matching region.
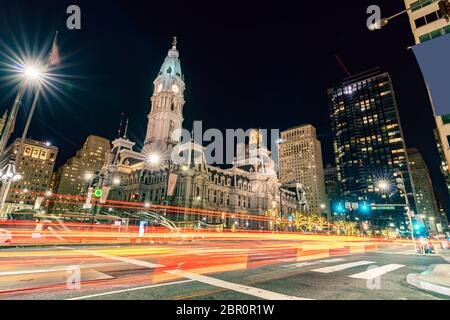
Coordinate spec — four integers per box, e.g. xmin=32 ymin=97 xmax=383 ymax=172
xmin=100 ymin=39 xmax=302 ymax=228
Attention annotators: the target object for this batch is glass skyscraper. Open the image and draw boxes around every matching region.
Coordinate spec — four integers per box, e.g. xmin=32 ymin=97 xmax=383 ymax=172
xmin=328 ymin=69 xmax=419 ymax=234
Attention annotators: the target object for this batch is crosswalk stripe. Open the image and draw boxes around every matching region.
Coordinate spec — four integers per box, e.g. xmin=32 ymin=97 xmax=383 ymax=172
xmin=349 ymin=264 xmax=405 ymax=280
xmin=312 ymin=261 xmax=375 ymax=273
xmin=282 ymin=258 xmax=346 ymax=269
xmin=167 ymin=269 xmax=311 ymax=300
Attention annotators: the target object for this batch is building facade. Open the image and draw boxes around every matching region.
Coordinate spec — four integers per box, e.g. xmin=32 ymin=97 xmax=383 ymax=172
xmin=324 ymin=164 xmax=339 ymax=207
xmin=278 ymin=125 xmax=327 ymax=215
xmin=99 ymin=39 xmax=301 ymax=229
xmin=404 ymin=0 xmax=450 ymax=44
xmin=404 ymin=0 xmax=450 ymax=231
xmin=0 ymin=138 xmax=58 ymax=212
xmin=407 ymin=148 xmax=445 ymax=234
xmin=50 ymin=135 xmax=110 ymax=213
xmin=328 ymin=69 xmax=420 ymax=233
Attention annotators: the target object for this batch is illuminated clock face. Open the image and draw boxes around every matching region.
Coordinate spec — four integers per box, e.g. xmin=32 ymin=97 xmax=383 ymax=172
xmin=171 ymin=84 xmax=179 ymax=93
xmin=157 ymin=84 xmax=163 ymax=93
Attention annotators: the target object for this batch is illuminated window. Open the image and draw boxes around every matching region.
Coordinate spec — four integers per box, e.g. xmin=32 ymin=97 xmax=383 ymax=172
xmin=32 ymin=149 xmax=40 ymax=158
xmin=39 ymin=150 xmax=47 ymax=160
xmin=24 ymin=147 xmax=32 ymax=157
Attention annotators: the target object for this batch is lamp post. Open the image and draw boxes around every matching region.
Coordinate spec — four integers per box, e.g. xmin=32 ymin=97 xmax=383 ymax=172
xmin=394 ymin=171 xmax=417 ymax=251
xmin=0 ymin=63 xmax=45 ymax=216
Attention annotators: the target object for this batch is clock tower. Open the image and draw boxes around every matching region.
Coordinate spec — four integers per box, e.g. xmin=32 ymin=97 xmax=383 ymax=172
xmin=143 ymin=37 xmax=185 ymax=159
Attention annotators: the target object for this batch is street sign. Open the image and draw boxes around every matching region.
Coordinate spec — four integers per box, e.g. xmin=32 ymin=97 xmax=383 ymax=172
xmin=371 ymin=206 xmax=396 ymax=211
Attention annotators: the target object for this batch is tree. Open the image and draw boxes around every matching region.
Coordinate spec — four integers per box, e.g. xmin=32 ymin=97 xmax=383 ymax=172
xmin=333 ymin=220 xmax=346 ymax=235
xmin=264 ymin=208 xmax=278 ymax=231
xmin=315 ymin=216 xmax=328 ymax=233
xmin=292 ymin=211 xmax=305 ymax=231
xmin=344 ymin=222 xmax=358 ymax=235
xmin=304 ymin=215 xmax=317 ymax=232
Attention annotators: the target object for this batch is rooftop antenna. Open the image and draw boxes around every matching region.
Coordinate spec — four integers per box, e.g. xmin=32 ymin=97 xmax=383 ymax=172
xmin=117 ymin=113 xmax=124 ymax=138
xmin=123 ymin=118 xmax=129 ymax=138
xmin=334 ymin=54 xmax=352 ymax=78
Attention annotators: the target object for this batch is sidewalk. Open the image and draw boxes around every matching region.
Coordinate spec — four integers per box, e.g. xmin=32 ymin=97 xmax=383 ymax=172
xmin=407 ymin=264 xmax=450 ymax=297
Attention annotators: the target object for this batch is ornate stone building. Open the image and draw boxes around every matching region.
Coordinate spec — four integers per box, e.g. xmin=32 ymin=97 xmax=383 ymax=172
xmin=100 ymin=38 xmax=301 ymax=229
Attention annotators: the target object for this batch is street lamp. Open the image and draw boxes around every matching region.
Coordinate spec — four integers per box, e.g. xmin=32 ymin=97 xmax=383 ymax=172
xmin=112 ymin=177 xmax=121 ymax=186
xmin=148 ymin=153 xmax=161 ymax=165
xmin=376 ymin=180 xmax=390 ymax=192
xmin=394 ymin=171 xmax=417 ymax=251
xmin=0 ymin=163 xmax=23 ymax=215
xmin=368 ymin=5 xmax=413 ymax=31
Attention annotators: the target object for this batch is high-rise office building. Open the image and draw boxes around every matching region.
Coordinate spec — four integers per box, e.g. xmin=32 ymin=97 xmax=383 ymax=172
xmin=404 ymin=0 xmax=450 ymax=231
xmin=404 ymin=0 xmax=450 ymax=44
xmin=328 ymin=69 xmax=418 ymax=232
xmin=408 ymin=148 xmax=444 ymax=234
xmin=0 ymin=138 xmax=58 ymax=212
xmin=433 ymin=114 xmax=450 ymax=192
xmin=278 ymin=124 xmax=327 ymax=215
xmin=51 ymin=135 xmax=110 ymax=213
xmin=0 ymin=111 xmax=7 ymax=140
xmin=324 ymin=164 xmax=339 ymax=206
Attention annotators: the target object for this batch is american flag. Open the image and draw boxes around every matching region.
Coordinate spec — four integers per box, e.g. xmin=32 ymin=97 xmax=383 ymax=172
xmin=48 ymin=32 xmax=61 ymax=66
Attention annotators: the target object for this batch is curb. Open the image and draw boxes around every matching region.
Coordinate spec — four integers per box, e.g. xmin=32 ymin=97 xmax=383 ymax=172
xmin=407 ymin=268 xmax=450 ymax=297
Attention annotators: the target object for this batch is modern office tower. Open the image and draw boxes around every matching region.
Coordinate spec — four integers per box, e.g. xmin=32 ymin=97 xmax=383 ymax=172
xmin=434 ymin=115 xmax=450 ymax=192
xmin=404 ymin=0 xmax=450 ymax=44
xmin=405 ymin=1 xmax=450 ymax=231
xmin=51 ymin=135 xmax=110 ymax=213
xmin=0 ymin=111 xmax=7 ymax=140
xmin=407 ymin=148 xmax=443 ymax=234
xmin=328 ymin=69 xmax=418 ymax=233
xmin=324 ymin=164 xmax=339 ymax=206
xmin=278 ymin=124 xmax=328 ymax=215
xmin=0 ymin=138 xmax=58 ymax=212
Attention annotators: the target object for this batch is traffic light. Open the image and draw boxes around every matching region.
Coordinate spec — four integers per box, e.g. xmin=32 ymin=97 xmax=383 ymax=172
xmin=439 ymin=0 xmax=450 ymax=20
xmin=360 ymin=202 xmax=370 ymax=213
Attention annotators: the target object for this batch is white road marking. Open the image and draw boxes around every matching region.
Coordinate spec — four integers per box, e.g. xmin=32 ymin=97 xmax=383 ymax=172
xmin=66 ymin=280 xmax=194 ymax=300
xmin=167 ymin=269 xmax=311 ymax=300
xmin=349 ymin=264 xmax=405 ymax=280
xmin=77 ymin=250 xmax=163 ymax=268
xmin=76 ymin=249 xmax=309 ymax=300
xmin=312 ymin=261 xmax=375 ymax=273
xmin=282 ymin=258 xmax=346 ymax=269
xmin=0 ymin=262 xmax=120 ymax=277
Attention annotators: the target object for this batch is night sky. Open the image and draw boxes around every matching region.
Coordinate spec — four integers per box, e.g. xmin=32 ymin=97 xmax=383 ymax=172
xmin=1 ymin=0 xmax=449 ymax=212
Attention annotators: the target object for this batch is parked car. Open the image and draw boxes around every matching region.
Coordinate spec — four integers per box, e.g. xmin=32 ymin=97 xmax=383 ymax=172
xmin=0 ymin=229 xmax=12 ymax=245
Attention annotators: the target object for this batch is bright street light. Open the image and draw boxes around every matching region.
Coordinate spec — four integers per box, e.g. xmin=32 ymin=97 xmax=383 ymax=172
xmin=377 ymin=180 xmax=390 ymax=191
xmin=24 ymin=65 xmax=43 ymax=80
xmin=148 ymin=153 xmax=161 ymax=165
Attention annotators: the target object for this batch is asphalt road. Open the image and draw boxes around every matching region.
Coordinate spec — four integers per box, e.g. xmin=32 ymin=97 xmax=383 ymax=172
xmin=0 ymin=243 xmax=448 ymax=300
